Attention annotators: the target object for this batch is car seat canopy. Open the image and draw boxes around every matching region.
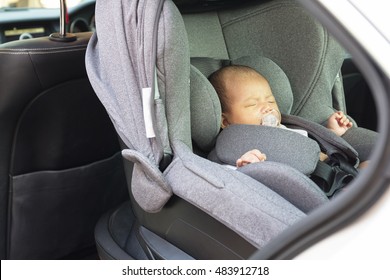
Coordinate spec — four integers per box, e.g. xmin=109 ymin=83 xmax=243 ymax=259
xmin=86 ymin=0 xmax=192 ymax=211
xmin=87 ymin=0 xmax=192 ymax=165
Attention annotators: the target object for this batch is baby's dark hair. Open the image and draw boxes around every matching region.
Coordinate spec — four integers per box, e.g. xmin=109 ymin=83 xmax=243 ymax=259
xmin=209 ymin=65 xmax=260 ymax=113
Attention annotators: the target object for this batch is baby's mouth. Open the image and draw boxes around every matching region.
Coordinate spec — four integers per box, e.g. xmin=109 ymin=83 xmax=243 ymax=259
xmin=261 ymin=110 xmax=279 ymax=127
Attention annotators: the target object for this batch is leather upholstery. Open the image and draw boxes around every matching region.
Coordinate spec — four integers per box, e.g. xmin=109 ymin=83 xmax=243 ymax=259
xmin=0 ymin=32 xmax=128 ymax=259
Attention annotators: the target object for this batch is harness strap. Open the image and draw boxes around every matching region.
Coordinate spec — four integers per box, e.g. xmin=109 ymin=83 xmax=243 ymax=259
xmin=311 ymin=158 xmax=357 ymax=198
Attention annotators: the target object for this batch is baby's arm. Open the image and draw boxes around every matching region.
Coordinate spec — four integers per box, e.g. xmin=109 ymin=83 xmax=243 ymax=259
xmin=327 ymin=111 xmax=353 ymax=136
xmin=236 ymin=149 xmax=267 ymax=167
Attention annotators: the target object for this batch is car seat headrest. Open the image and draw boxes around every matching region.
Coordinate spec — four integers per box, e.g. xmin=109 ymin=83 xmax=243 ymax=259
xmin=190 ymin=65 xmax=222 ymax=152
xmin=190 ymin=55 xmax=294 ymax=153
xmin=232 ymin=55 xmax=293 ymax=115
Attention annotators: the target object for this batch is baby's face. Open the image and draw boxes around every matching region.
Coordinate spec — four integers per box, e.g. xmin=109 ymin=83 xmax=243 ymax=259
xmin=221 ymin=73 xmax=281 ymax=128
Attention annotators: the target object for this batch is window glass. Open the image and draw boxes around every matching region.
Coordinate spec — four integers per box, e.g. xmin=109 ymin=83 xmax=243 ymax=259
xmin=0 ymin=0 xmax=85 ymax=9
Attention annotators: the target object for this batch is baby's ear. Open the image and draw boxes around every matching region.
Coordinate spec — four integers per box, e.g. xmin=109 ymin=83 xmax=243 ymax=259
xmin=221 ymin=113 xmax=229 ymax=129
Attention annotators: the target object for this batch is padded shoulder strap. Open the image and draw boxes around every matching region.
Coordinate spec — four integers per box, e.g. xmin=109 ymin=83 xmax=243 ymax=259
xmin=281 ymin=114 xmax=359 ymax=167
xmin=208 ymin=124 xmax=320 ymax=175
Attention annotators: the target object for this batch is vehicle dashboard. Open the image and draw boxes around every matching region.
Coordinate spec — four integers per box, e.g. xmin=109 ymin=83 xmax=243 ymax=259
xmin=0 ymin=1 xmax=95 ymax=44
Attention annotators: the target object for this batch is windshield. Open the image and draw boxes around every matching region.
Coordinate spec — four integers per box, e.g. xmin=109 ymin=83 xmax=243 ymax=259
xmin=0 ymin=0 xmax=86 ymax=9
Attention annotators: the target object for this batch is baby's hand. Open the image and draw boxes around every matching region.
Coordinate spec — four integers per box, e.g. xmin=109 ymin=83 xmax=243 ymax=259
xmin=327 ymin=111 xmax=353 ymax=136
xmin=236 ymin=149 xmax=267 ymax=167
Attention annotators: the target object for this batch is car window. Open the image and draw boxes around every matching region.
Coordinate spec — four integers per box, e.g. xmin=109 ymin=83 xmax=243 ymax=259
xmin=0 ymin=0 xmax=85 ymax=9
xmin=349 ymin=0 xmax=390 ymax=41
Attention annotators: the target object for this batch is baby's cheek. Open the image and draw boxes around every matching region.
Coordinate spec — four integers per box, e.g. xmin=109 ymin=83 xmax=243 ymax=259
xmin=243 ymin=111 xmax=261 ymax=125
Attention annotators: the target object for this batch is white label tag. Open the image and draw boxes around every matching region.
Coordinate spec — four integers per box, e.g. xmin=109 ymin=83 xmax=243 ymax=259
xmin=142 ymin=87 xmax=156 ymax=138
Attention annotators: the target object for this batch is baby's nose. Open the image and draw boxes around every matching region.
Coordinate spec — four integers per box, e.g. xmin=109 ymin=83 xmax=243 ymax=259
xmin=260 ymin=106 xmax=273 ymax=114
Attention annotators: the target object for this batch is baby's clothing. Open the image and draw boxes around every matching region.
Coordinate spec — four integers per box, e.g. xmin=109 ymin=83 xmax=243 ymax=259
xmin=279 ymin=125 xmax=308 ymax=137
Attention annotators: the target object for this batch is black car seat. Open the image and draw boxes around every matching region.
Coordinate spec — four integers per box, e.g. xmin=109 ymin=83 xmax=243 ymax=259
xmin=86 ymin=0 xmax=344 ymax=260
xmin=0 ymin=30 xmax=128 ymax=259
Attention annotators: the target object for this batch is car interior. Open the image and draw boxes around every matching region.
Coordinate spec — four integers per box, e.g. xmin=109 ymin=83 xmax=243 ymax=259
xmin=0 ymin=0 xmax=378 ymax=260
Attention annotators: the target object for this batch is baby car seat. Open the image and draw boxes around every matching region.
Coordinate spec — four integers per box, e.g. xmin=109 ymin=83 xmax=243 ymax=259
xmin=85 ymin=0 xmax=333 ymax=260
xmin=182 ymin=0 xmax=377 ymax=162
xmin=192 ymin=56 xmax=360 ymax=199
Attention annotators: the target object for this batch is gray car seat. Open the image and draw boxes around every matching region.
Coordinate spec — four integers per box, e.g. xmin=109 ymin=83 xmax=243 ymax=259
xmin=182 ymin=0 xmax=377 ymax=162
xmin=87 ymin=1 xmax=380 ymax=259
xmin=192 ymin=55 xmax=360 ymax=199
xmin=86 ymin=0 xmax=326 ymax=260
xmin=86 ymin=0 xmax=376 ymax=260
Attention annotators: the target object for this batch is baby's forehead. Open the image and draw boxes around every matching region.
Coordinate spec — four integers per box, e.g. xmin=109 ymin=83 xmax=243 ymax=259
xmin=224 ymin=67 xmax=259 ymax=78
xmin=228 ymin=71 xmax=269 ymax=89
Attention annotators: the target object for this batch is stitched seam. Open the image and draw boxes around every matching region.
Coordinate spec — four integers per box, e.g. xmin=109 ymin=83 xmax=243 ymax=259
xmin=217 ymin=11 xmax=230 ymax=58
xmin=294 ymin=28 xmax=328 ymax=115
xmin=221 ymin=2 xmax=296 ymax=29
xmin=0 ymin=48 xmax=86 ymax=55
xmin=0 ymin=44 xmax=87 ymax=52
xmin=27 ymin=52 xmax=44 ymax=89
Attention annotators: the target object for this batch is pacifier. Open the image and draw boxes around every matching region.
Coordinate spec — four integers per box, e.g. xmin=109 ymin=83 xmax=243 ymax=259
xmin=261 ymin=112 xmax=279 ymax=127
